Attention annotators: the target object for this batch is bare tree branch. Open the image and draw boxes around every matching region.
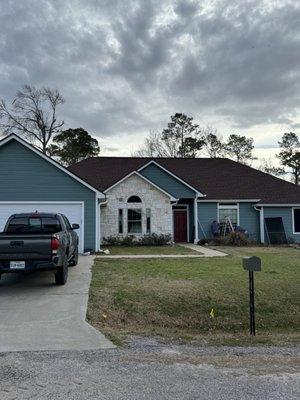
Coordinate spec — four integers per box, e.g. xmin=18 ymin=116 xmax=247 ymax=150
xmin=0 ymin=85 xmax=65 ymax=153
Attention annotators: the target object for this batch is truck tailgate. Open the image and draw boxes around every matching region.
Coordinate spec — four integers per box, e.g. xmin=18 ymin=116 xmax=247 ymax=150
xmin=0 ymin=234 xmax=53 ymax=260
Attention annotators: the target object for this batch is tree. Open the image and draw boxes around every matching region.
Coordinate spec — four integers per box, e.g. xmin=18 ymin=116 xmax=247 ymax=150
xmin=133 ymin=131 xmax=169 ymax=157
xmin=225 ymin=134 xmax=255 ymax=164
xmin=258 ymin=158 xmax=285 ymax=178
xmin=277 ymin=132 xmax=300 ymax=185
xmin=200 ymin=126 xmax=224 ymax=158
xmin=0 ymin=85 xmax=64 ymax=154
xmin=161 ymin=113 xmax=204 ymax=157
xmin=48 ymin=128 xmax=100 ymax=166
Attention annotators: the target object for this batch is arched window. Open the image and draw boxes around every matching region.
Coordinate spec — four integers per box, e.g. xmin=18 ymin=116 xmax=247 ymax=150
xmin=127 ymin=195 xmax=142 ymax=203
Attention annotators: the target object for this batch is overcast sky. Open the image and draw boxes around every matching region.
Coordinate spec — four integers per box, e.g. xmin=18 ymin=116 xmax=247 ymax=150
xmin=0 ymin=0 xmax=299 ymax=160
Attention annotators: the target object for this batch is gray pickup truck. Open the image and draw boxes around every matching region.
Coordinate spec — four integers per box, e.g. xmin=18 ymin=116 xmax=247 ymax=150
xmin=0 ymin=213 xmax=79 ymax=285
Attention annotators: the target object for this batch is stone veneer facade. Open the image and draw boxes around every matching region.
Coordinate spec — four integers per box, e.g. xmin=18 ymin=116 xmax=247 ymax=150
xmin=100 ymin=173 xmax=173 ymax=241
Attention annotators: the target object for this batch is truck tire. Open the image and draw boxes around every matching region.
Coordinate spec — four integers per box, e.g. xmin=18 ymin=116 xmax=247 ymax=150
xmin=55 ymin=258 xmax=68 ymax=285
xmin=69 ymin=246 xmax=79 ymax=267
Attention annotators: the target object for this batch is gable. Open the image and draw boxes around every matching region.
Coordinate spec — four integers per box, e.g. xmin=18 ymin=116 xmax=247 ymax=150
xmin=139 ymin=162 xmax=197 ymax=199
xmin=105 ymin=172 xmax=172 ymax=202
xmin=0 ymin=140 xmax=97 ymax=201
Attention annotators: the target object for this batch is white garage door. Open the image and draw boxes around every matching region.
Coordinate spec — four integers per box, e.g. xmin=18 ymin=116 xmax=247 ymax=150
xmin=0 ymin=202 xmax=84 ymax=253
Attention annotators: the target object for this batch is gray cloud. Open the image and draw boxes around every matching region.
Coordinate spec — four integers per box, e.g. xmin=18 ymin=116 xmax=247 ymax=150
xmin=0 ymin=0 xmax=299 ymax=150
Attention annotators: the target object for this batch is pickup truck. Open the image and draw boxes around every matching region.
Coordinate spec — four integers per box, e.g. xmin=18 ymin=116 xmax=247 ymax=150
xmin=0 ymin=213 xmax=79 ymax=285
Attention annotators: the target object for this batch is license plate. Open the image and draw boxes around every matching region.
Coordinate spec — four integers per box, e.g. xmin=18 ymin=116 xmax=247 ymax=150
xmin=10 ymin=261 xmax=26 ymax=269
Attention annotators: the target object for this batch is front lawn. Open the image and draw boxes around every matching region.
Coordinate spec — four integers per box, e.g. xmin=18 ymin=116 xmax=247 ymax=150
xmin=87 ymin=246 xmax=300 ymax=345
xmin=100 ymin=245 xmax=200 ymax=255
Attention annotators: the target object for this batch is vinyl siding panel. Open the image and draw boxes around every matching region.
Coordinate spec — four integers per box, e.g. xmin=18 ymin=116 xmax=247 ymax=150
xmin=0 ymin=140 xmax=96 ymax=250
xmin=197 ymin=202 xmax=218 ymax=239
xmin=140 ymin=163 xmax=196 ymax=199
xmin=264 ymin=207 xmax=300 ymax=243
xmin=197 ymin=202 xmax=260 ymax=242
xmin=239 ymin=202 xmax=260 ymax=242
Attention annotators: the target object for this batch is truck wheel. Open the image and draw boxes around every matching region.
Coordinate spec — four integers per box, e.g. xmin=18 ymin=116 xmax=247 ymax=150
xmin=69 ymin=246 xmax=79 ymax=267
xmin=55 ymin=258 xmax=68 ymax=285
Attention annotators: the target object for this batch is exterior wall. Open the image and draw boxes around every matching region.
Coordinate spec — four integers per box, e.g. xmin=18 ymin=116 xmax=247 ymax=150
xmin=239 ymin=202 xmax=260 ymax=242
xmin=197 ymin=202 xmax=261 ymax=242
xmin=0 ymin=140 xmax=97 ymax=251
xmin=101 ymin=173 xmax=173 ymax=241
xmin=140 ymin=163 xmax=196 ymax=199
xmin=264 ymin=207 xmax=300 ymax=243
xmin=197 ymin=202 xmax=218 ymax=240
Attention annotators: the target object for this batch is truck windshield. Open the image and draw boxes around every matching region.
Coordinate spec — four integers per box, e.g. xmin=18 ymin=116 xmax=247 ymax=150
xmin=6 ymin=217 xmax=62 ymax=234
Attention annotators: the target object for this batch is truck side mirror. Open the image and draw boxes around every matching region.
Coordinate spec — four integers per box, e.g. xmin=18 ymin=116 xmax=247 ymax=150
xmin=71 ymin=224 xmax=80 ymax=230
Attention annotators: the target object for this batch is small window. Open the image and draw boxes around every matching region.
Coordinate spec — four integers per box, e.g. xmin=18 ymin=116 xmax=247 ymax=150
xmin=218 ymin=203 xmax=238 ymax=227
xmin=128 ymin=209 xmax=142 ymax=234
xmin=146 ymin=208 xmax=151 ymax=234
xmin=127 ymin=195 xmax=142 ymax=203
xmin=118 ymin=209 xmax=123 ymax=234
xmin=293 ymin=208 xmax=300 ymax=233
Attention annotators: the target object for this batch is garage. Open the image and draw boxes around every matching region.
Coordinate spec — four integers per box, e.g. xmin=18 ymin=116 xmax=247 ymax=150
xmin=0 ymin=202 xmax=85 ymax=253
xmin=0 ymin=134 xmax=104 ymax=252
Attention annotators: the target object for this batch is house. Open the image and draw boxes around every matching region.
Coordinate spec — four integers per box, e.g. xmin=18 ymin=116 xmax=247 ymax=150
xmin=69 ymin=154 xmax=300 ymax=245
xmin=0 ymin=134 xmax=299 ymax=251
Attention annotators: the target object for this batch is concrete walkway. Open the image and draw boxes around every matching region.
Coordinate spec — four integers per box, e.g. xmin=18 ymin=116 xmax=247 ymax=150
xmin=180 ymin=243 xmax=228 ymax=257
xmin=0 ymin=256 xmax=115 ymax=352
xmin=97 ymin=245 xmax=227 ymax=259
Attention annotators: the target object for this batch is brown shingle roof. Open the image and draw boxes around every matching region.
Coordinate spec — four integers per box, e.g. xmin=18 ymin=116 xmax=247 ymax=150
xmin=69 ymin=157 xmax=300 ymax=204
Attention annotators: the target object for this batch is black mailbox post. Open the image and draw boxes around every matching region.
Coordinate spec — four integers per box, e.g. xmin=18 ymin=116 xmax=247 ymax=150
xmin=243 ymin=256 xmax=262 ymax=336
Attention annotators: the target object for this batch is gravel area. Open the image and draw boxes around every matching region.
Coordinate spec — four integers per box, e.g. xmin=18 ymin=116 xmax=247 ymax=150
xmin=0 ymin=337 xmax=299 ymax=400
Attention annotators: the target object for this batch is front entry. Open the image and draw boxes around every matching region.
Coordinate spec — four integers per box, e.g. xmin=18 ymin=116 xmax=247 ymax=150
xmin=173 ymin=209 xmax=188 ymax=242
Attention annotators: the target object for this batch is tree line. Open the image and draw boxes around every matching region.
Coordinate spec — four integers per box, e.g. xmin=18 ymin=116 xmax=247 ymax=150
xmin=134 ymin=113 xmax=300 ymax=185
xmin=0 ymin=86 xmax=299 ymax=185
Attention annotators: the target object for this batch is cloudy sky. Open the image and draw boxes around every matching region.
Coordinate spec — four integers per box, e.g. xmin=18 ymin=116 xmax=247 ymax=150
xmin=0 ymin=0 xmax=299 ymax=161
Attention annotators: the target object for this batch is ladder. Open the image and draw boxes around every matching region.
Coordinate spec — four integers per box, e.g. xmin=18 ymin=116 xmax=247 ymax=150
xmin=221 ymin=216 xmax=234 ymax=236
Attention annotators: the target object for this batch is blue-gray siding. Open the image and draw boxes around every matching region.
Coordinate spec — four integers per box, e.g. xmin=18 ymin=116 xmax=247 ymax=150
xmin=239 ymin=203 xmax=260 ymax=242
xmin=264 ymin=207 xmax=300 ymax=243
xmin=0 ymin=140 xmax=97 ymax=250
xmin=197 ymin=202 xmax=218 ymax=240
xmin=140 ymin=163 xmax=196 ymax=199
xmin=197 ymin=202 xmax=261 ymax=242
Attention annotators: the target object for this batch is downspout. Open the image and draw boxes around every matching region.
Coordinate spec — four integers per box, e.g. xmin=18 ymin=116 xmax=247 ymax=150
xmin=254 ymin=205 xmax=265 ymax=244
xmin=194 ymin=197 xmax=199 ymax=244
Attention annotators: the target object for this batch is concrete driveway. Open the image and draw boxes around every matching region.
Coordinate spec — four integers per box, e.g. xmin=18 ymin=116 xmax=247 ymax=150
xmin=0 ymin=256 xmax=114 ymax=352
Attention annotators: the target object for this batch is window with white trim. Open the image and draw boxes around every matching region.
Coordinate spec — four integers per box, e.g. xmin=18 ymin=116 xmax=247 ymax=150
xmin=293 ymin=208 xmax=300 ymax=233
xmin=218 ymin=203 xmax=239 ymax=227
xmin=128 ymin=209 xmax=142 ymax=234
xmin=118 ymin=209 xmax=123 ymax=234
xmin=146 ymin=208 xmax=151 ymax=234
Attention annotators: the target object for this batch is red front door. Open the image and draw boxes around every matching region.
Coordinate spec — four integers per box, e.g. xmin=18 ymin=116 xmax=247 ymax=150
xmin=173 ymin=210 xmax=188 ymax=242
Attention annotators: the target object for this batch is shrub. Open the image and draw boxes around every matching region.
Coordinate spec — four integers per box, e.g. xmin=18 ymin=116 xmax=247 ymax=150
xmin=140 ymin=233 xmax=172 ymax=246
xmin=102 ymin=234 xmax=172 ymax=246
xmin=210 ymin=232 xmax=253 ymax=246
xmin=102 ymin=235 xmax=136 ymax=246
xmin=198 ymin=238 xmax=209 ymax=245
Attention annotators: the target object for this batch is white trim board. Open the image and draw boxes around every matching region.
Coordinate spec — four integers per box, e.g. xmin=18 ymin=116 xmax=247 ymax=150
xmin=103 ymin=170 xmax=178 ymax=202
xmin=292 ymin=207 xmax=300 ymax=234
xmin=199 ymin=199 xmax=261 ymax=203
xmin=258 ymin=204 xmax=300 ymax=207
xmin=0 ymin=134 xmax=105 ymax=198
xmin=137 ymin=160 xmax=204 ymax=197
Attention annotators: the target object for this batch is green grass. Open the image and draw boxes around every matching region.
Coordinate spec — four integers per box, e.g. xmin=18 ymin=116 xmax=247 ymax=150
xmin=87 ymin=246 xmax=300 ymax=346
xmin=100 ymin=245 xmax=200 ymax=255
